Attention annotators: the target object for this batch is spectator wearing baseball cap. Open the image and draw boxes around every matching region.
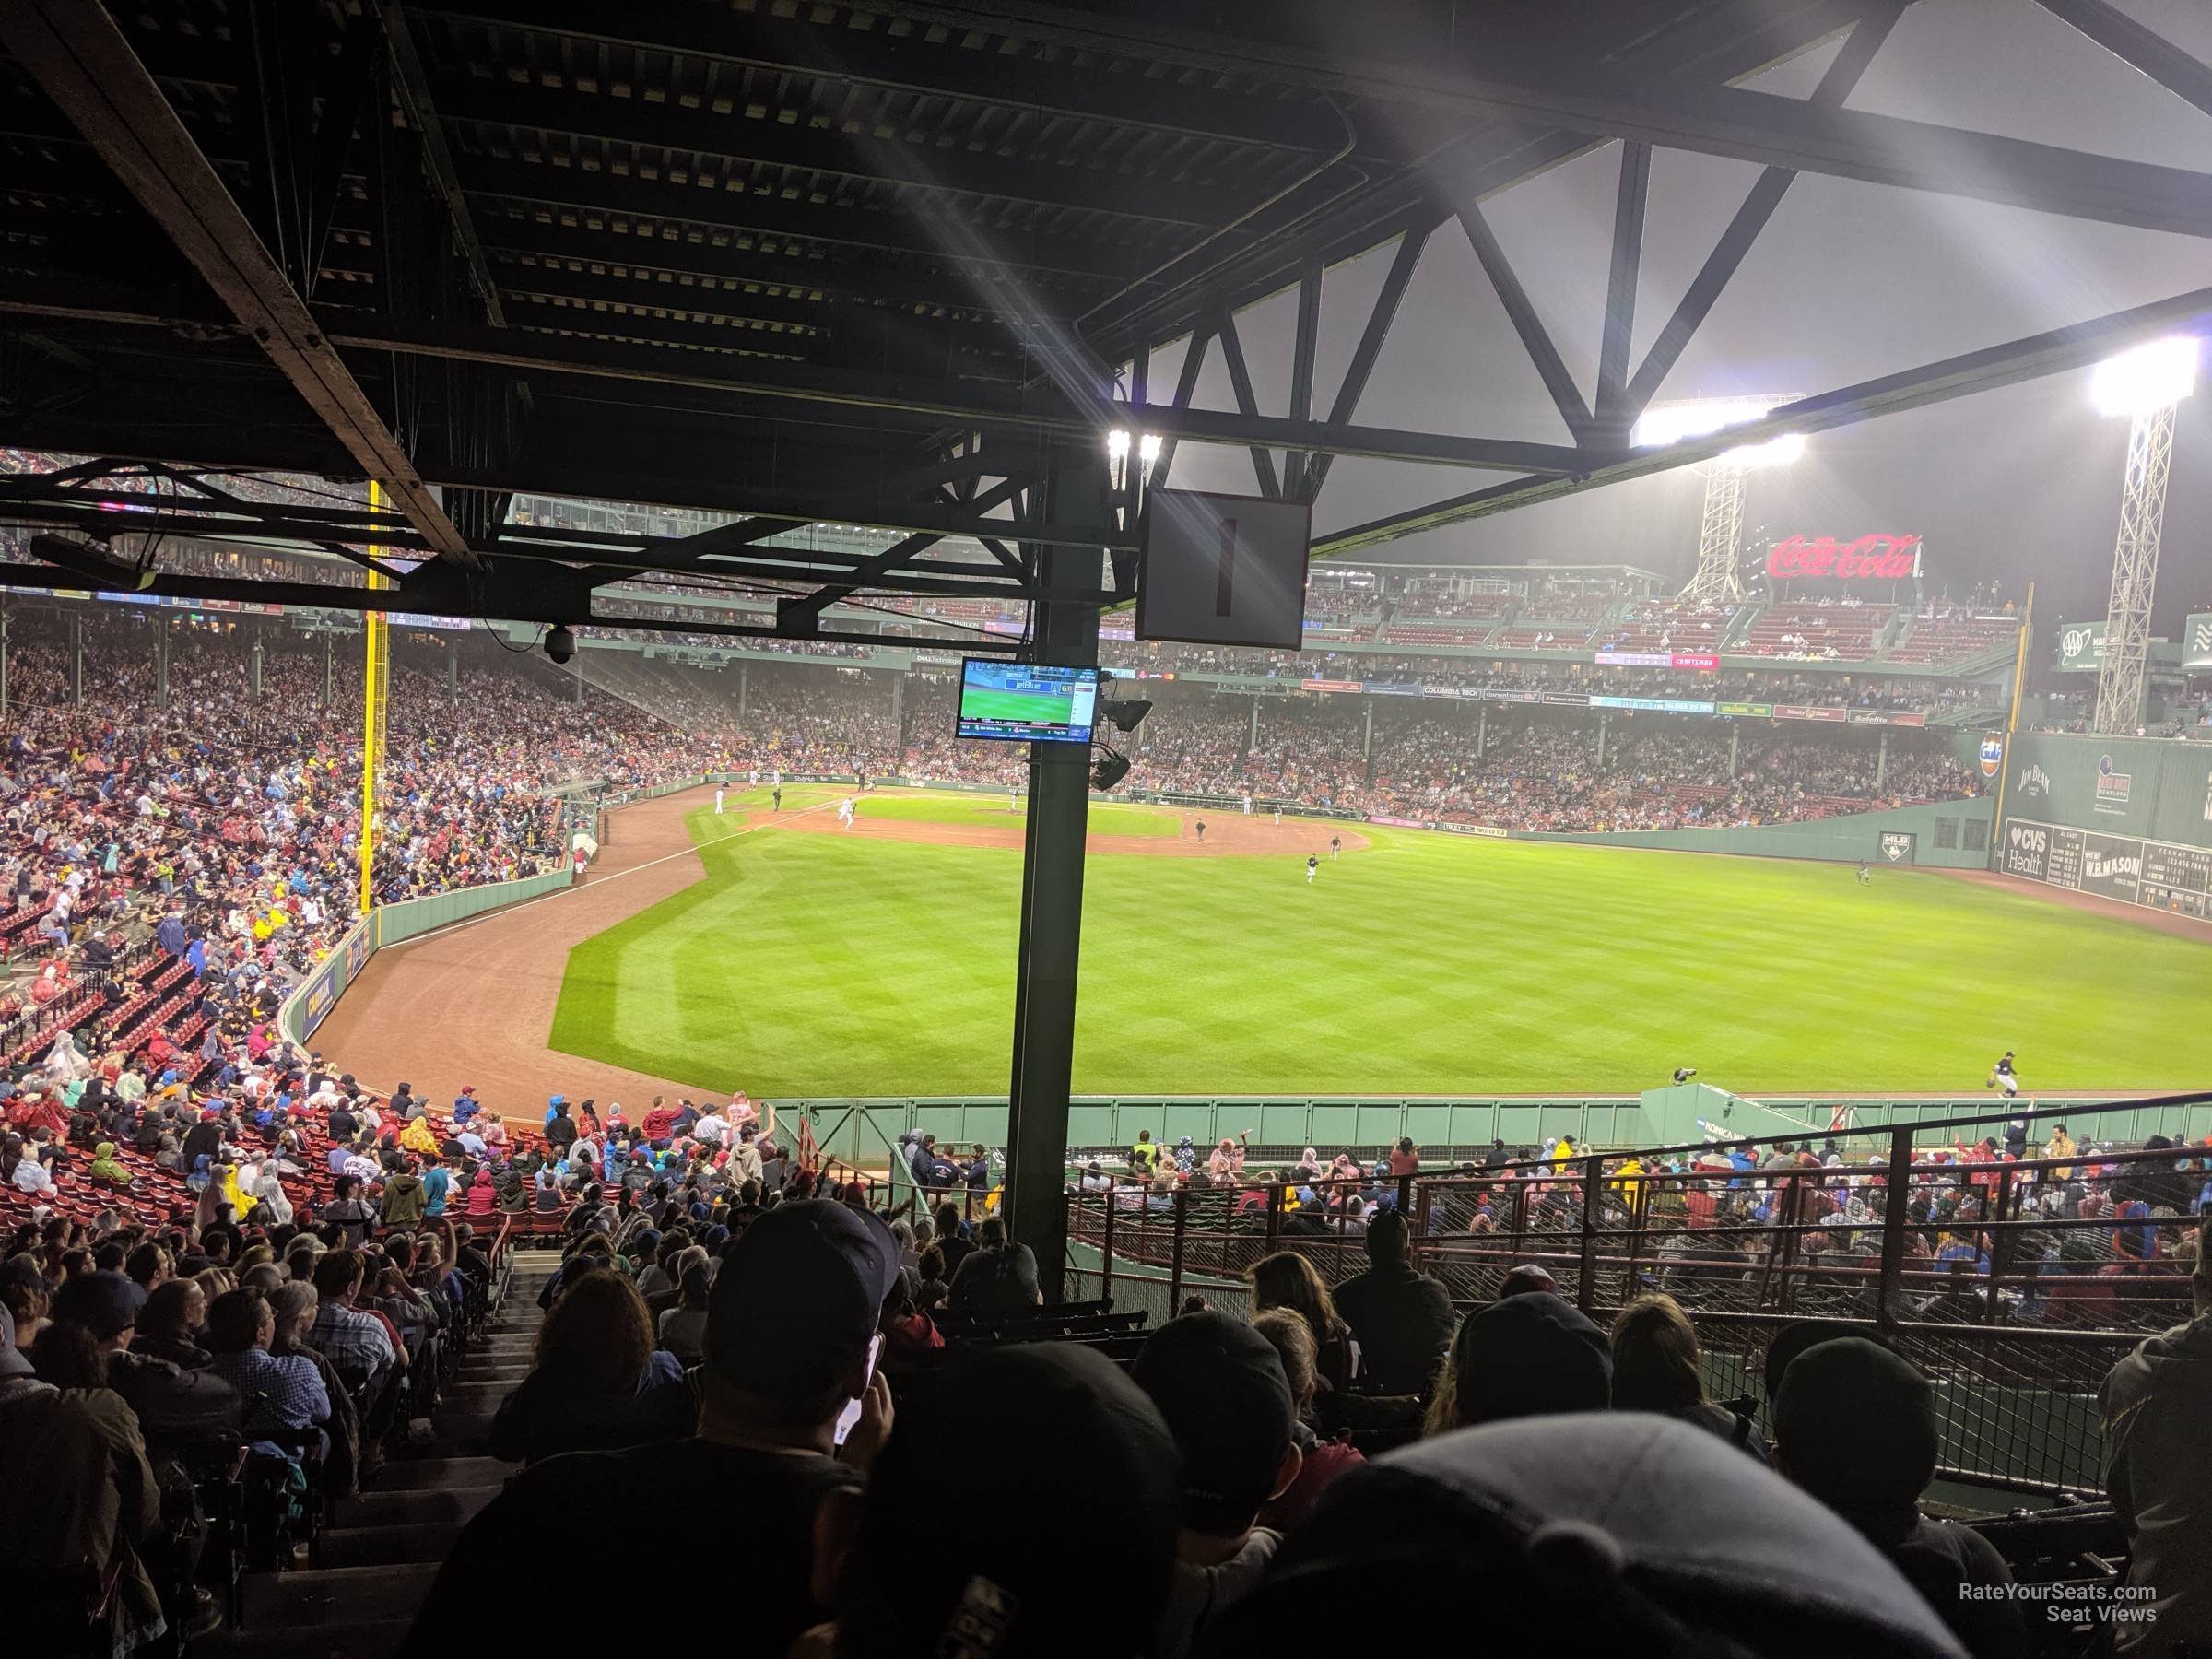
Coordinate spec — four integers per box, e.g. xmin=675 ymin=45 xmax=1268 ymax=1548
xmin=1135 ymin=1312 xmax=1302 ymax=1658
xmin=801 ymin=1342 xmax=1182 ymax=1658
xmin=1426 ymin=1291 xmax=1612 ymax=1437
xmin=1197 ymin=1414 xmax=1969 ymax=1657
xmin=1772 ymin=1338 xmax=2024 ymax=1658
xmin=406 ymin=1199 xmax=900 ymax=1657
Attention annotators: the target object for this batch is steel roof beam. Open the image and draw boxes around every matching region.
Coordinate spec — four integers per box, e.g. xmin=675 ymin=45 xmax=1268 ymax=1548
xmin=884 ymin=4 xmax=2212 ymax=236
xmin=469 ymin=213 xmax=1053 ymax=321
xmin=319 ymin=312 xmax=1606 ymax=475
xmin=419 ymin=69 xmax=1253 ymax=230
xmin=1316 ymin=279 xmax=2212 ymax=555
xmin=2033 ymin=0 xmax=2212 ymax=123
xmin=0 ymin=0 xmax=477 ymax=565
xmin=414 ymin=0 xmax=1352 ymax=156
xmin=458 ymin=158 xmax=1164 ymax=278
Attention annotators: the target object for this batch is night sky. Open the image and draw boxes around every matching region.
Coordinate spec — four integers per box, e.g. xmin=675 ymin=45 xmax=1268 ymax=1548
xmin=1146 ymin=0 xmax=2212 ymax=631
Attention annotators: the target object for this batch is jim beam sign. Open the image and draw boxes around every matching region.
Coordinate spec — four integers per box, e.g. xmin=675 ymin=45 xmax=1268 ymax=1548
xmin=2056 ymin=621 xmax=2106 ymax=672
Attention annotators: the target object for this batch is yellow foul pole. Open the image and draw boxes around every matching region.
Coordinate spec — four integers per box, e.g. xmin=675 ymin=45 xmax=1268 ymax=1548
xmin=359 ymin=481 xmax=392 ymax=915
xmin=1985 ymin=580 xmax=2035 ymax=871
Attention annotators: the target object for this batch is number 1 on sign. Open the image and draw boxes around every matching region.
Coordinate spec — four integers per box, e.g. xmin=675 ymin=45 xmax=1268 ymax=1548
xmin=1215 ymin=518 xmax=1238 ymax=617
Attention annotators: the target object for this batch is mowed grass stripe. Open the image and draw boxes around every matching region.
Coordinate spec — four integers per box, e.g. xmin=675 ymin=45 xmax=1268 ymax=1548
xmin=545 ymin=797 xmax=2212 ymax=1097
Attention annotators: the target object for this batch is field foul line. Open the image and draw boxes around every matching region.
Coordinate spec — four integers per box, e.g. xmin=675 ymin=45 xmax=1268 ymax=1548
xmin=385 ymin=795 xmax=844 ymax=951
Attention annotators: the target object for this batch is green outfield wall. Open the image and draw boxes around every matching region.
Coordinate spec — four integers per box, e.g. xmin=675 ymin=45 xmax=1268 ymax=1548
xmin=1513 ymin=795 xmax=1995 ymax=868
xmin=796 ymin=1093 xmax=2212 ymax=1175
xmin=1996 ymin=734 xmax=2212 ymax=922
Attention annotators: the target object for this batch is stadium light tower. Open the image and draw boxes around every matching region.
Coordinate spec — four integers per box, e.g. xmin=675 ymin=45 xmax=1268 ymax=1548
xmin=1633 ymin=397 xmax=1805 ymax=604
xmin=2088 ymin=336 xmax=2196 ymax=734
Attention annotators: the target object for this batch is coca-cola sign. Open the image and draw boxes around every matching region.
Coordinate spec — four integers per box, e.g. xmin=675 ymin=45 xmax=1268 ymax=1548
xmin=1766 ymin=534 xmax=1922 ymax=582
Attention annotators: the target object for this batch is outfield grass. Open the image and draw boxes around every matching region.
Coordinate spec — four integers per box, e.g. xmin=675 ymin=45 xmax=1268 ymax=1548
xmin=852 ymin=790 xmax=1181 ymax=837
xmin=547 ymin=790 xmax=2212 ymax=1097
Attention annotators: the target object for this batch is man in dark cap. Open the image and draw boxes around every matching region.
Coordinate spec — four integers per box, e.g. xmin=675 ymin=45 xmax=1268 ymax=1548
xmin=1198 ymin=1415 xmax=1969 ymax=1657
xmin=1434 ymin=1291 xmax=1613 ymax=1433
xmin=406 ymin=1200 xmax=900 ymax=1656
xmin=1135 ymin=1312 xmax=1301 ymax=1658
xmin=1329 ymin=1208 xmax=1454 ymax=1394
xmin=805 ymin=1342 xmax=1182 ymax=1658
xmin=1772 ymin=1337 xmax=2023 ymax=1658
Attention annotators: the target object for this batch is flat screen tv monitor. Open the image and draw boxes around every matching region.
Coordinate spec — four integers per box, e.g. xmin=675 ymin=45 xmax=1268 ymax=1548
xmin=956 ymin=659 xmax=1100 ymax=744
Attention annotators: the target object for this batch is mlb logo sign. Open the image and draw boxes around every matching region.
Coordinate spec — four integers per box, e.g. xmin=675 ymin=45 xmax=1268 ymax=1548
xmin=1978 ymin=738 xmax=2002 ymax=779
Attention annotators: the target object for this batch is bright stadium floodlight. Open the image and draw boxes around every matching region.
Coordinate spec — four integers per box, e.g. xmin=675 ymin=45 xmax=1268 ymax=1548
xmin=1633 ymin=396 xmax=1804 ymax=602
xmin=2088 ymin=335 xmax=2198 ymax=733
xmin=1725 ymin=431 xmax=1806 ymax=469
xmin=1630 ymin=394 xmax=1788 ymax=449
xmin=1137 ymin=431 xmax=1162 ymax=466
xmin=1106 ymin=429 xmax=1132 ymax=461
xmin=2089 ymin=336 xmax=2197 ymax=418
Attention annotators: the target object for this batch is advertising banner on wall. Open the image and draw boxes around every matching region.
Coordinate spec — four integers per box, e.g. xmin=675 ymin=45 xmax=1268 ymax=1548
xmin=1542 ymin=691 xmax=1591 ymax=706
xmin=1300 ymin=679 xmax=1362 ymax=693
xmin=1716 ymin=701 xmax=1774 ymax=718
xmin=1589 ymin=695 xmax=1716 ymax=714
xmin=1772 ymin=705 xmax=1848 ymax=723
xmin=2186 ymin=614 xmax=2212 ymax=670
xmin=1847 ymin=711 xmax=1927 ymax=728
xmin=2055 ymin=621 xmax=2106 ymax=672
xmin=1765 ymin=533 xmax=1923 ymax=582
xmin=1878 ymin=830 xmax=1917 ymax=865
xmin=2002 ymin=818 xmax=2212 ymax=921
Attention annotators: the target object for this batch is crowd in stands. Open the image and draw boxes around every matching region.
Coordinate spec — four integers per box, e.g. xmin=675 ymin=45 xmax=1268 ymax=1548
xmin=1101 ymin=703 xmax=1977 ymax=830
xmin=5 ymin=1006 xmax=2208 ymax=1656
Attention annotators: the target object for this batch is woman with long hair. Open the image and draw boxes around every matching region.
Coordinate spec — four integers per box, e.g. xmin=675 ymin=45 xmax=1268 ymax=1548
xmin=490 ymin=1268 xmax=693 ymax=1464
xmin=1245 ymin=1252 xmax=1357 ymax=1391
xmin=1608 ymin=1291 xmax=1761 ymax=1453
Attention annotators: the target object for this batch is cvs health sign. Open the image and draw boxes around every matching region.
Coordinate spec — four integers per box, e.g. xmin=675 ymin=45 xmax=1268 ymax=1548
xmin=1767 ymin=533 xmax=1922 ymax=582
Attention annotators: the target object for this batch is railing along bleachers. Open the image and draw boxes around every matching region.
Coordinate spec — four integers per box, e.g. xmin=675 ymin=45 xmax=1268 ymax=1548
xmin=1065 ymin=1091 xmax=2210 ymax=1498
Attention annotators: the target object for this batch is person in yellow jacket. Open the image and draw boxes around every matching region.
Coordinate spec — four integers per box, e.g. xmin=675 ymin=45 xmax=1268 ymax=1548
xmin=2045 ymin=1124 xmax=2076 ymax=1181
xmin=400 ymin=1114 xmax=439 ymax=1158
xmin=1552 ymin=1135 xmax=1578 ymax=1172
xmin=1608 ymin=1156 xmax=1647 ymax=1208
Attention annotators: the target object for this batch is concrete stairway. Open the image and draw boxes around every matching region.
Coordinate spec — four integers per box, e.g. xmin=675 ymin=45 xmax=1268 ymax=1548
xmin=194 ymin=1256 xmax=553 ymax=1658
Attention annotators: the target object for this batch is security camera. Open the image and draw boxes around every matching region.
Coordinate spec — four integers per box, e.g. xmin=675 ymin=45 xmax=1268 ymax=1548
xmin=1101 ymin=699 xmax=1153 ymax=734
xmin=1673 ymin=1066 xmax=1699 ymax=1084
xmin=1091 ymin=751 xmax=1132 ymax=791
xmin=545 ymin=624 xmax=576 ymax=665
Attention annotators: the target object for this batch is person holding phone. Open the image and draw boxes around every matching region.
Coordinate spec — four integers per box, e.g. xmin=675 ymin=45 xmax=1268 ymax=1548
xmin=406 ymin=1200 xmax=900 ymax=1657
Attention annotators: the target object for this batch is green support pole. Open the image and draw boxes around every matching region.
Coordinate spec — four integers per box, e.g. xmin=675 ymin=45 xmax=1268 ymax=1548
xmin=251 ymin=630 xmax=263 ymax=699
xmin=1362 ymin=702 xmax=1373 ymax=759
xmin=1246 ymin=698 xmax=1259 ymax=755
xmin=1596 ymin=714 xmax=1607 ymax=769
xmin=156 ymin=626 xmax=168 ymax=710
xmin=738 ymin=663 xmax=749 ymax=722
xmin=323 ymin=634 xmax=333 ymax=707
xmin=1477 ymin=705 xmax=1487 ymax=754
xmin=71 ymin=613 xmax=83 ymax=706
xmin=1877 ymin=730 xmax=1888 ymax=790
xmin=1005 ymin=446 xmax=1108 ymax=1303
xmin=1728 ymin=723 xmax=1740 ymax=774
xmin=449 ymin=648 xmax=458 ymax=697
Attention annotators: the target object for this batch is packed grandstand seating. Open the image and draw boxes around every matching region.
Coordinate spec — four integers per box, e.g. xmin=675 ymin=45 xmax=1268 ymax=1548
xmin=5 ymin=1052 xmax=2205 ymax=1655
